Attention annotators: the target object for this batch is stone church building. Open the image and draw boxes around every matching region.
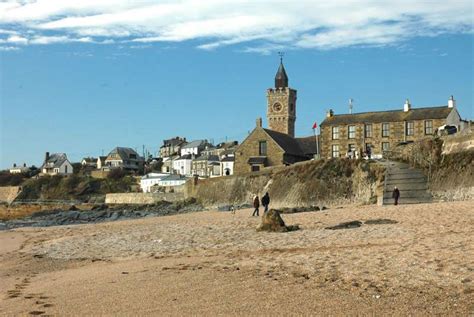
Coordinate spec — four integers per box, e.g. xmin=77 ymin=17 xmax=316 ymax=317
xmin=234 ymin=61 xmax=317 ymax=174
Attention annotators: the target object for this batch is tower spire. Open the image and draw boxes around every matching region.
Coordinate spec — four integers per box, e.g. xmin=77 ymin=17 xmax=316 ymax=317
xmin=275 ymin=52 xmax=288 ymax=88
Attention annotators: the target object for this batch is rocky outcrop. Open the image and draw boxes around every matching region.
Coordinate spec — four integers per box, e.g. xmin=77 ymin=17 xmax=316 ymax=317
xmin=256 ymin=209 xmax=299 ymax=232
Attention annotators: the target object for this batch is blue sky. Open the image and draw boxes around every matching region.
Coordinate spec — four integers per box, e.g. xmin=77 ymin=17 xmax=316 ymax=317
xmin=0 ymin=1 xmax=473 ymax=168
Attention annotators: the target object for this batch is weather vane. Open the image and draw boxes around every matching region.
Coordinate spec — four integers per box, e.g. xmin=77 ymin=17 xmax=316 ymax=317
xmin=278 ymin=51 xmax=284 ymax=63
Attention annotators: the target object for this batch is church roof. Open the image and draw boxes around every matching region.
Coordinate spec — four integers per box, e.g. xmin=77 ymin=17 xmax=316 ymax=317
xmin=275 ymin=62 xmax=288 ymax=88
xmin=321 ymin=106 xmax=453 ymax=126
xmin=296 ymin=136 xmax=318 ymax=156
xmin=263 ymin=128 xmax=305 ymax=157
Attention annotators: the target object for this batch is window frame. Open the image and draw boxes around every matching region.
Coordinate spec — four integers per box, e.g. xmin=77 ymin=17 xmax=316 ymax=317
xmin=382 ymin=142 xmax=390 ymax=152
xmin=332 ymin=126 xmax=340 ymax=140
xmin=348 ymin=125 xmax=356 ymax=139
xmin=364 ymin=124 xmax=373 ymax=138
xmin=424 ymin=120 xmax=433 ymax=135
xmin=382 ymin=123 xmax=390 ymax=137
xmin=258 ymin=141 xmax=267 ymax=156
xmin=331 ymin=144 xmax=340 ymax=158
xmin=406 ymin=121 xmax=414 ymax=136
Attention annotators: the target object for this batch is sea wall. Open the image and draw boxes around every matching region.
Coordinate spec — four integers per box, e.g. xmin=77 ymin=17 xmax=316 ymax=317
xmin=184 ymin=159 xmax=384 ymax=208
xmin=442 ymin=132 xmax=474 ymax=154
xmin=0 ymin=186 xmax=22 ymax=204
xmin=105 ymin=192 xmax=184 ymax=204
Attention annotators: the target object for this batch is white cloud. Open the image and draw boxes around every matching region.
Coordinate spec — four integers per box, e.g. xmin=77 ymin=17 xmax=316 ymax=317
xmin=0 ymin=46 xmax=20 ymax=51
xmin=0 ymin=0 xmax=472 ymax=52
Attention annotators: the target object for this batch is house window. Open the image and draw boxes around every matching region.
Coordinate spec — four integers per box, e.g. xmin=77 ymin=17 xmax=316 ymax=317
xmin=365 ymin=143 xmax=372 ymax=152
xmin=332 ymin=126 xmax=340 ymax=140
xmin=65 ymin=165 xmax=68 ymax=174
xmin=331 ymin=145 xmax=340 ymax=158
xmin=406 ymin=121 xmax=414 ymax=136
xmin=365 ymin=124 xmax=373 ymax=138
xmin=348 ymin=144 xmax=356 ymax=152
xmin=382 ymin=142 xmax=390 ymax=152
xmin=251 ymin=165 xmax=260 ymax=172
xmin=425 ymin=120 xmax=433 ymax=135
xmin=382 ymin=123 xmax=390 ymax=137
xmin=348 ymin=125 xmax=356 ymax=139
xmin=259 ymin=141 xmax=267 ymax=156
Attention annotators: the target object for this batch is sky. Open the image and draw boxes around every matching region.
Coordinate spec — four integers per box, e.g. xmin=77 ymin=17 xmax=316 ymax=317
xmin=0 ymin=0 xmax=473 ymax=168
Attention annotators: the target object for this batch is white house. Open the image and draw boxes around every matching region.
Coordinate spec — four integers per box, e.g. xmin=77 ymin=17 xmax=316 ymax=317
xmin=140 ymin=173 xmax=170 ymax=193
xmin=158 ymin=175 xmax=188 ymax=187
xmin=9 ymin=163 xmax=31 ymax=174
xmin=172 ymin=154 xmax=193 ymax=176
xmin=81 ymin=157 xmax=97 ymax=168
xmin=220 ymin=156 xmax=235 ymax=176
xmin=41 ymin=152 xmax=73 ymax=176
xmin=180 ymin=140 xmax=208 ymax=156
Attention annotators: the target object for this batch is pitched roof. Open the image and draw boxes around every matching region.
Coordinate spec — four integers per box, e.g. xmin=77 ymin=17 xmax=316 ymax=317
xmin=194 ymin=154 xmax=220 ymax=162
xmin=107 ymin=147 xmax=143 ymax=161
xmin=296 ymin=136 xmax=318 ymax=156
xmin=42 ymin=153 xmax=69 ymax=169
xmin=176 ymin=154 xmax=193 ymax=160
xmin=321 ymin=106 xmax=453 ymax=126
xmin=181 ymin=140 xmax=207 ymax=149
xmin=161 ymin=137 xmax=187 ymax=148
xmin=221 ymin=156 xmax=235 ymax=162
xmin=263 ymin=129 xmax=305 ymax=157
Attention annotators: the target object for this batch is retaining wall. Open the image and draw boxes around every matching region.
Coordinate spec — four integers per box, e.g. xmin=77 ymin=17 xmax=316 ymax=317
xmin=105 ymin=192 xmax=184 ymax=204
xmin=0 ymin=186 xmax=22 ymax=204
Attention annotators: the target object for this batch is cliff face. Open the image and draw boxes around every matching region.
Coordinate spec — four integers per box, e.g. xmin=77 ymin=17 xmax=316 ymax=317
xmin=185 ymin=159 xmax=384 ymax=208
xmin=0 ymin=186 xmax=22 ymax=204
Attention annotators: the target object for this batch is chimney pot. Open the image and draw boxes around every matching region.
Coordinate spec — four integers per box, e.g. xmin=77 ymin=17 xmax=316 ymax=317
xmin=326 ymin=109 xmax=334 ymax=118
xmin=448 ymin=95 xmax=456 ymax=108
xmin=13 ymin=163 xmax=17 ymax=167
xmin=404 ymin=99 xmax=411 ymax=112
xmin=256 ymin=117 xmax=263 ymax=128
xmin=45 ymin=152 xmax=50 ymax=162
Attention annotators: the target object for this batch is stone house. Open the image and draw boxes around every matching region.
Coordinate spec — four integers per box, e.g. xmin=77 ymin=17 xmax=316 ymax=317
xmin=104 ymin=147 xmax=144 ymax=172
xmin=320 ymin=97 xmax=464 ymax=159
xmin=191 ymin=155 xmax=220 ymax=177
xmin=159 ymin=137 xmax=187 ymax=158
xmin=234 ymin=119 xmax=313 ymax=174
xmin=41 ymin=152 xmax=73 ymax=176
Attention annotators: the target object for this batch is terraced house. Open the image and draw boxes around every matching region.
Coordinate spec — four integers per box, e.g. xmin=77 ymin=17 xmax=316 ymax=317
xmin=320 ymin=96 xmax=464 ymax=159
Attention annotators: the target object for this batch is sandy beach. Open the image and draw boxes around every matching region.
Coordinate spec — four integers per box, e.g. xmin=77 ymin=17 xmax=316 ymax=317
xmin=0 ymin=201 xmax=473 ymax=316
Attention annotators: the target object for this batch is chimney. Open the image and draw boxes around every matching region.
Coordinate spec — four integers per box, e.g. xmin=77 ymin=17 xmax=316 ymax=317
xmin=23 ymin=163 xmax=26 ymax=167
xmin=13 ymin=163 xmax=17 ymax=167
xmin=45 ymin=152 xmax=50 ymax=162
xmin=326 ymin=109 xmax=334 ymax=118
xmin=448 ymin=95 xmax=456 ymax=108
xmin=404 ymin=99 xmax=411 ymax=112
xmin=256 ymin=117 xmax=263 ymax=128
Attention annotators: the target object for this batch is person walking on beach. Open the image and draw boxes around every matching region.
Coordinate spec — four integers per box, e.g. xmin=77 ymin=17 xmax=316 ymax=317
xmin=252 ymin=195 xmax=260 ymax=216
xmin=261 ymin=192 xmax=270 ymax=213
xmin=392 ymin=186 xmax=400 ymax=205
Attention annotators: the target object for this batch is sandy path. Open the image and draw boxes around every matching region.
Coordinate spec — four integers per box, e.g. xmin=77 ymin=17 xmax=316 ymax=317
xmin=0 ymin=202 xmax=473 ymax=315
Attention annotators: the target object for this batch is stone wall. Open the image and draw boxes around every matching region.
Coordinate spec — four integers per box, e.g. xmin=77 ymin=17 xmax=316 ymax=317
xmin=105 ymin=192 xmax=184 ymax=204
xmin=185 ymin=159 xmax=384 ymax=208
xmin=442 ymin=132 xmax=474 ymax=154
xmin=0 ymin=186 xmax=22 ymax=204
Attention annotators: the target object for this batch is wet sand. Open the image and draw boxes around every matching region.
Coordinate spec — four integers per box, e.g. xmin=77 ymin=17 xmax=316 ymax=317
xmin=0 ymin=201 xmax=473 ymax=315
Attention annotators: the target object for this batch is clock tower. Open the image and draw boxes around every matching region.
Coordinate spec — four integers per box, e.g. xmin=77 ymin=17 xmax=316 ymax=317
xmin=266 ymin=58 xmax=297 ymax=137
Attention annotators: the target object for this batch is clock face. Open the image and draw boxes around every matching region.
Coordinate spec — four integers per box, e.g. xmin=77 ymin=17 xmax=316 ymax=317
xmin=273 ymin=103 xmax=282 ymax=112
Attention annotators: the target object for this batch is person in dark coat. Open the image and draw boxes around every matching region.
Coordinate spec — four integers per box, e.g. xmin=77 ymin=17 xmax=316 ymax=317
xmin=252 ymin=195 xmax=260 ymax=216
xmin=392 ymin=186 xmax=400 ymax=205
xmin=261 ymin=192 xmax=270 ymax=213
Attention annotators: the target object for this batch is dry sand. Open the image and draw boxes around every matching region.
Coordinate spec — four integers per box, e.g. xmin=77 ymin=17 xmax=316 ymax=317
xmin=0 ymin=201 xmax=473 ymax=316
